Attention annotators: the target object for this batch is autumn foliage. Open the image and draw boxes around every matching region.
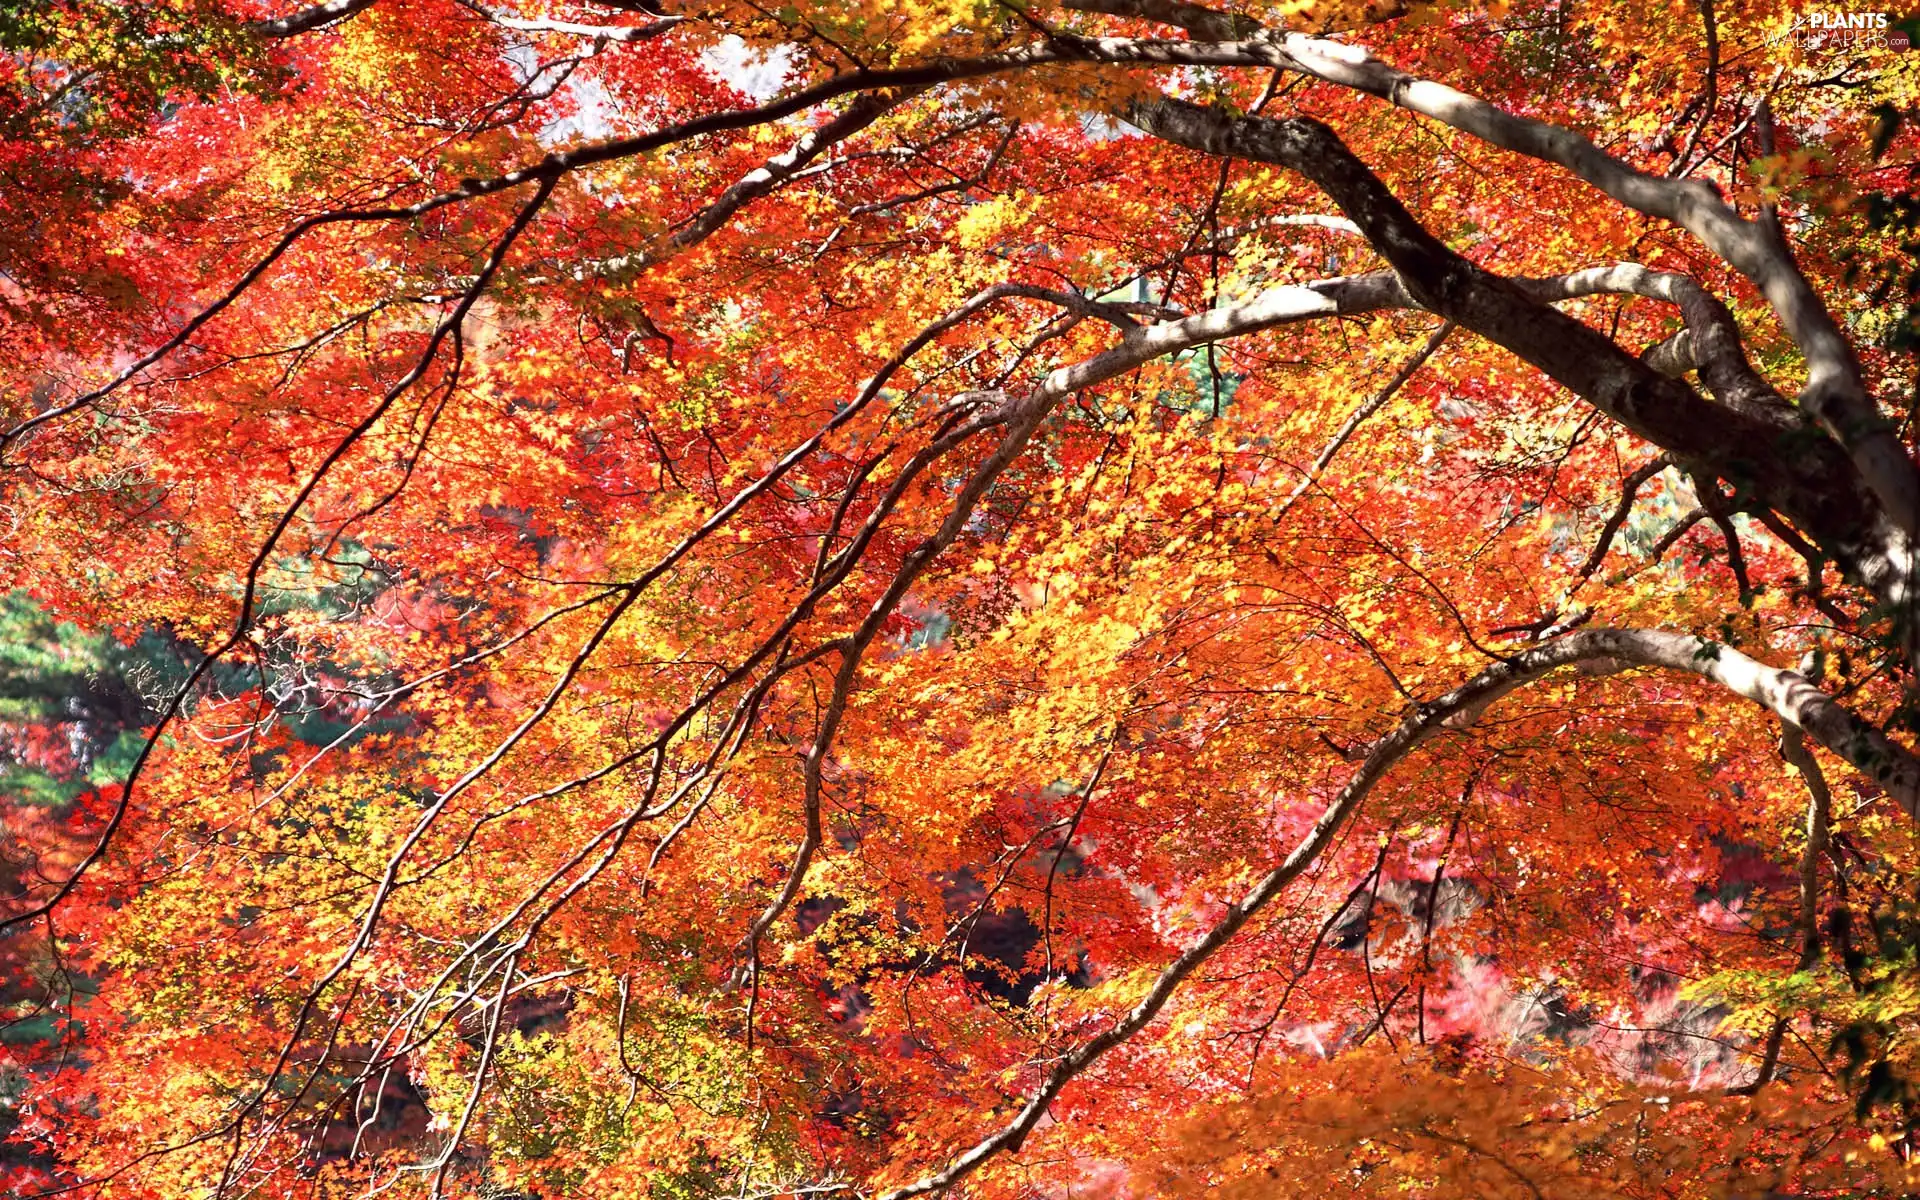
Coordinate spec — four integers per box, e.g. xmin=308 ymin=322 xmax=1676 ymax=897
xmin=0 ymin=0 xmax=1918 ymax=1196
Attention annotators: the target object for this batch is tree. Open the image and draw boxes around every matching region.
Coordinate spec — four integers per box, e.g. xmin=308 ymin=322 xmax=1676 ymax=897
xmin=0 ymin=0 xmax=1917 ymax=1195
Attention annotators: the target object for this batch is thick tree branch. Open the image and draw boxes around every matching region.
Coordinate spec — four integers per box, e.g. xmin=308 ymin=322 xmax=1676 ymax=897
xmin=1057 ymin=27 xmax=1920 ymax=541
xmin=1516 ymin=264 xmax=1793 ymax=424
xmin=1062 ymin=0 xmax=1403 ymax=37
xmin=250 ymin=0 xmax=381 ymax=37
xmin=1062 ymin=0 xmax=1261 ymax=39
xmin=1124 ymin=95 xmax=1914 ymax=625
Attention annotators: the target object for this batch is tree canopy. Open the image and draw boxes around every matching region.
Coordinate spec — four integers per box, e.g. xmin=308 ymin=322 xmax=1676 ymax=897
xmin=1 ymin=0 xmax=1918 ymax=1196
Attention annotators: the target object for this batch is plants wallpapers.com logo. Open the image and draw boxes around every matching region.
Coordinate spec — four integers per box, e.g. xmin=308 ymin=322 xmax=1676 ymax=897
xmin=1781 ymin=10 xmax=1916 ymax=49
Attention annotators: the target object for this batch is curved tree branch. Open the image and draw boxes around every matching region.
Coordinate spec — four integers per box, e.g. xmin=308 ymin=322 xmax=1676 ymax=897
xmin=876 ymin=625 xmax=1918 ymax=1200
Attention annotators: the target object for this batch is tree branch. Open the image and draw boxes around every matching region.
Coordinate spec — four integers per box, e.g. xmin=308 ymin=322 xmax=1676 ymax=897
xmin=478 ymin=12 xmax=683 ymax=41
xmin=1122 ymin=94 xmax=1913 ymax=629
xmin=1070 ymin=28 xmax=1920 ymax=541
xmin=875 ymin=626 xmax=1920 ymax=1199
xmin=1062 ymin=0 xmax=1262 ymax=39
xmin=1516 ymin=263 xmax=1793 ymax=424
xmin=1575 ymin=455 xmax=1672 ymax=585
xmin=250 ymin=0 xmax=381 ymax=37
xmin=1271 ymin=319 xmax=1454 ymax=522
xmin=1732 ymin=716 xmax=1833 ymax=1094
